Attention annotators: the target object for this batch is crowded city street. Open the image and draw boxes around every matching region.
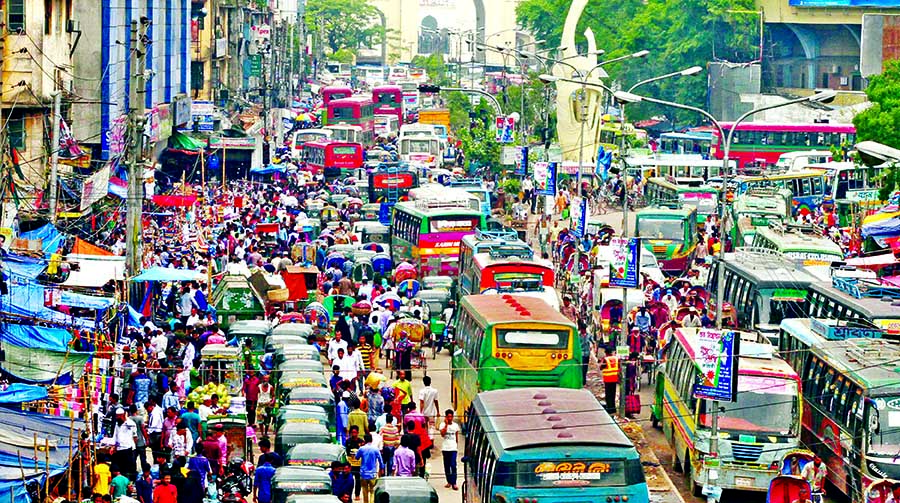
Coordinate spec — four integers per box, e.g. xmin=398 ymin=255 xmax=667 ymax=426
xmin=2 ymin=2 xmax=900 ymax=503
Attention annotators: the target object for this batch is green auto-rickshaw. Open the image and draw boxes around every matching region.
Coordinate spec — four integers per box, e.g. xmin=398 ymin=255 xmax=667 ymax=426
xmin=286 ymin=443 xmax=347 ymax=468
xmin=287 ymin=387 xmax=335 ymax=424
xmin=267 ymin=335 xmax=311 ymax=354
xmin=374 ymin=477 xmax=438 ymax=503
xmin=279 ymin=371 xmax=328 ymax=400
xmin=275 ymin=422 xmax=333 ymax=455
xmin=272 ymin=323 xmax=315 ymax=338
xmin=275 ymin=404 xmax=330 ymax=431
xmin=272 ymin=467 xmax=332 ymax=503
xmin=275 ymin=344 xmax=321 ymax=365
xmin=277 ymin=360 xmax=324 ymax=375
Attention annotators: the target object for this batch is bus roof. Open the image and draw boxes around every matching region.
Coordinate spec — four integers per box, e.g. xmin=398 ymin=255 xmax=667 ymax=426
xmin=660 ymin=131 xmax=714 ymax=140
xmin=723 ymin=249 xmax=819 ymax=286
xmin=811 ymin=338 xmax=900 ymax=393
xmin=635 ymin=206 xmax=696 ymax=218
xmin=460 ymin=233 xmax=532 ymax=257
xmin=736 ymin=169 xmax=825 ymax=181
xmin=460 ymin=295 xmax=573 ymax=328
xmin=302 ymin=139 xmax=361 ymax=149
xmin=625 ymin=157 xmax=735 ymax=168
xmin=473 ymin=252 xmax=552 ymax=270
xmin=718 ymin=122 xmax=857 ymax=133
xmin=472 ymin=387 xmax=632 ymax=451
xmin=329 ymin=96 xmax=374 ymax=106
xmin=647 ymin=177 xmax=718 ymax=192
xmin=372 ymin=85 xmax=402 ymax=93
xmin=809 ymin=280 xmax=900 ymax=319
xmin=393 ymin=199 xmax=482 ymax=217
xmin=754 ymin=227 xmax=844 ymax=256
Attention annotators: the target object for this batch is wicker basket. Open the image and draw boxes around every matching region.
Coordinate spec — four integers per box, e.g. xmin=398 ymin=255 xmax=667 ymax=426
xmin=267 ymin=288 xmax=289 ymax=302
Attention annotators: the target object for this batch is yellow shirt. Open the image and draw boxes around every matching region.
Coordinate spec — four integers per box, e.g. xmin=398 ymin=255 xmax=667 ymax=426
xmin=393 ymin=380 xmax=413 ymax=405
xmin=93 ymin=463 xmax=111 ymax=495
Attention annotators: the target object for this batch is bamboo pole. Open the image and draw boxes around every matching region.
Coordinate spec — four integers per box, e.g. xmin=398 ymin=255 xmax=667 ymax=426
xmin=44 ymin=439 xmax=49 ymax=503
xmin=33 ymin=433 xmax=38 ymax=470
xmin=68 ymin=417 xmax=74 ymax=500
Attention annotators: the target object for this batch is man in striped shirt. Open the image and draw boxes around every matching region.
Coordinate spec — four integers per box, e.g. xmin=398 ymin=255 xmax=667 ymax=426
xmin=357 ymin=335 xmax=375 ymax=374
xmin=378 ymin=415 xmax=401 ymax=474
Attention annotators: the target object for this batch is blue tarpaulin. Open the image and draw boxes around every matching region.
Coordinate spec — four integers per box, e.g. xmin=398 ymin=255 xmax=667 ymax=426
xmin=1 ymin=254 xmax=46 ymax=280
xmin=19 ymin=224 xmax=64 ymax=258
xmin=3 ymin=283 xmax=99 ymax=329
xmin=0 ymin=324 xmax=71 ymax=352
xmin=0 ymin=384 xmax=48 ymax=403
xmin=131 ymin=266 xmax=204 ymax=282
xmin=250 ymin=164 xmax=287 ymax=175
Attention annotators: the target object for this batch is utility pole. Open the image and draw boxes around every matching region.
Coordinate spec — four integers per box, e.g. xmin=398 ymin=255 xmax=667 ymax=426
xmin=0 ymin=16 xmax=6 ymax=226
xmin=125 ymin=18 xmax=149 ymax=278
xmin=48 ymin=91 xmax=61 ymax=223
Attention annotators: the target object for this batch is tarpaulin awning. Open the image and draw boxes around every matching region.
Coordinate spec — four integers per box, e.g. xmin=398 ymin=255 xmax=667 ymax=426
xmin=2 ymin=283 xmax=98 ymax=329
xmin=18 ymin=224 xmax=63 ymax=258
xmin=845 ymin=253 xmax=898 ymax=270
xmin=62 ymin=254 xmax=126 ymax=288
xmin=0 ymin=324 xmax=71 ymax=352
xmin=1 ymin=254 xmax=46 ymax=280
xmin=131 ymin=266 xmax=204 ymax=282
xmin=72 ymin=237 xmax=113 ymax=256
xmin=250 ymin=164 xmax=287 ymax=175
xmin=108 ymin=176 xmax=127 ymax=198
xmin=0 ymin=384 xmax=48 ymax=403
xmin=2 ymin=343 xmax=89 ymax=384
xmin=152 ymin=194 xmax=198 ymax=207
xmin=169 ymin=131 xmax=206 ymax=151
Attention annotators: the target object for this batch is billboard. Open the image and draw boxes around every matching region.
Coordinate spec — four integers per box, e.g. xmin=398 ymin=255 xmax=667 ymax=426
xmin=861 ymin=14 xmax=900 ymax=77
xmin=790 ymin=0 xmax=900 ymax=5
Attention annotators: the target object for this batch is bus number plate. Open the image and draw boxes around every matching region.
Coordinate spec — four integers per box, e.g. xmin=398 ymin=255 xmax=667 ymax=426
xmin=735 ymin=477 xmax=754 ymax=488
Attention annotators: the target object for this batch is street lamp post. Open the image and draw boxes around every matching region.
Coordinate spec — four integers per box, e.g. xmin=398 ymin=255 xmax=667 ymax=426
xmin=476 ymin=44 xmax=528 ymax=144
xmin=542 ymin=65 xmax=703 ymax=417
xmin=613 ymin=88 xmax=836 ymax=494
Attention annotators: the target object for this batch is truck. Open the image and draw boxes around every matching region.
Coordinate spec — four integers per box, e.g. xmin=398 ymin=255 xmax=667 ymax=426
xmin=417 ymin=108 xmax=450 ymax=138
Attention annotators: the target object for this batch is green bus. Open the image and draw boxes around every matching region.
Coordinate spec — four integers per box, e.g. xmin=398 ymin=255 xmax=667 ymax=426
xmin=644 ymin=177 xmax=719 ymax=226
xmin=464 ymin=387 xmax=649 ymax=503
xmin=634 ymin=206 xmax=698 ymax=275
xmin=390 ymin=195 xmax=486 ymax=277
xmin=750 ymin=226 xmax=844 ymax=273
xmin=729 ymin=187 xmax=793 ymax=246
xmin=451 ymin=295 xmax=581 ymax=416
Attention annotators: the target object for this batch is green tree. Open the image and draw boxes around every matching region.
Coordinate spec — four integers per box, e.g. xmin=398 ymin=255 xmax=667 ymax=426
xmin=854 ymin=59 xmax=900 ymax=199
xmin=306 ymin=0 xmax=385 ymax=57
xmin=516 ymin=0 xmax=758 ymax=120
xmin=411 ymin=54 xmax=450 ymax=86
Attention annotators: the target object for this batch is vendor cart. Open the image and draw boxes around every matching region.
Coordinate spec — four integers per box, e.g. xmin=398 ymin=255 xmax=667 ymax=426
xmin=281 ymin=266 xmax=320 ymax=306
xmin=390 ymin=318 xmax=428 ymax=375
xmin=200 ymin=345 xmax=243 ymax=395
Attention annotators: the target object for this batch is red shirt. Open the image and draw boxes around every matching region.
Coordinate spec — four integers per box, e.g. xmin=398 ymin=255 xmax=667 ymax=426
xmin=153 ymin=483 xmax=177 ymax=503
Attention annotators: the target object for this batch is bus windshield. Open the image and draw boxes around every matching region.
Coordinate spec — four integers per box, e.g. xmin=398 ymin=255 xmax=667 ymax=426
xmin=516 ymin=460 xmax=628 ymax=487
xmin=493 ymin=272 xmax=545 ymax=292
xmin=637 ymin=218 xmax=684 ymax=241
xmin=497 ymin=329 xmax=569 ymax=349
xmin=681 ymin=192 xmax=717 ymax=215
xmin=700 ymin=376 xmax=797 ymax=435
xmin=429 ymin=217 xmax=479 ymax=233
xmin=869 ymin=399 xmax=900 ymax=456
xmin=407 ymin=140 xmax=433 ymax=153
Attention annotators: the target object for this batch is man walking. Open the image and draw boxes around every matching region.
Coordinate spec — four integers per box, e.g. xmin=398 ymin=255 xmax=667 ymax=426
xmin=439 ymin=409 xmax=459 ymax=490
xmin=355 ymin=434 xmax=385 ymax=503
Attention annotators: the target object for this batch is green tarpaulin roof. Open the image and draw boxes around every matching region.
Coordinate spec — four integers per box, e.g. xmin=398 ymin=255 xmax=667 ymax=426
xmin=169 ymin=132 xmax=206 ymax=151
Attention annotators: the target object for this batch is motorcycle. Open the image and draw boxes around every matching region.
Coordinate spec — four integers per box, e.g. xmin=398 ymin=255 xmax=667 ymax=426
xmin=218 ymin=457 xmax=254 ymax=501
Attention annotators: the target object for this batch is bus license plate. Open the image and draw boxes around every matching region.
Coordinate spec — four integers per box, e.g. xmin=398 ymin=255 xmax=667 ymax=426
xmin=735 ymin=477 xmax=754 ymax=488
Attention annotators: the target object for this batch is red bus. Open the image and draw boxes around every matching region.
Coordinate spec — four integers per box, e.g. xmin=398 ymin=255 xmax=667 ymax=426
xmin=327 ymin=97 xmax=375 ymax=146
xmin=302 ymin=139 xmax=363 ymax=180
xmin=459 ymin=251 xmax=555 ymax=298
xmin=712 ymin=122 xmax=856 ymax=169
xmin=321 ymin=85 xmax=352 ymax=107
xmin=367 ymin=168 xmax=419 ymax=203
xmin=372 ymin=85 xmax=404 ymax=125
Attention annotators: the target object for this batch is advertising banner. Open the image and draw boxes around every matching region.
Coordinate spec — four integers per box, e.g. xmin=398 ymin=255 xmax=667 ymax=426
xmin=495 ymin=115 xmax=515 ymax=143
xmin=514 ymin=146 xmax=528 ymax=176
xmin=570 ymin=197 xmax=588 ymax=239
xmin=692 ymin=329 xmax=739 ymax=402
xmin=80 ymin=166 xmax=111 ymax=211
xmin=608 ymin=237 xmax=639 ymax=288
xmin=533 ymin=162 xmax=556 ymax=196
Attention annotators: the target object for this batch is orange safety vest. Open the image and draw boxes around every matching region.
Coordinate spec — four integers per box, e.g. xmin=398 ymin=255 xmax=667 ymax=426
xmin=602 ymin=356 xmax=620 ymax=383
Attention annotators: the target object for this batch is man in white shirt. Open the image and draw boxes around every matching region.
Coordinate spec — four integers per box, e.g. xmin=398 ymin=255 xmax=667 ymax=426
xmin=334 ymin=348 xmax=357 ymax=383
xmin=418 ymin=375 xmax=440 ymax=423
xmin=151 ymin=331 xmax=168 ymax=363
xmin=145 ymin=400 xmax=164 ymax=457
xmin=112 ymin=407 xmax=138 ymax=477
xmin=327 ymin=332 xmax=349 ymax=363
xmin=440 ymin=409 xmax=460 ymax=490
xmin=198 ymin=397 xmax=213 ymax=422
xmin=357 ymin=278 xmax=374 ymax=301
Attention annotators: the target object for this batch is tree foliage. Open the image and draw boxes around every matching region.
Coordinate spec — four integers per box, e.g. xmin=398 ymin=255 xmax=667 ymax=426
xmin=854 ymin=59 xmax=900 ymax=198
xmin=516 ymin=0 xmax=758 ymax=121
xmin=306 ymin=0 xmax=385 ymax=57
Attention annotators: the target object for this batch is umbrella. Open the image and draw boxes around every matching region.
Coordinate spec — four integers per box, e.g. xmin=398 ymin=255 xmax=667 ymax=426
xmin=396 ymin=262 xmax=416 ymax=272
xmin=397 ymin=279 xmax=421 ymax=298
xmin=374 ymin=291 xmax=402 ymax=311
xmin=361 ymin=242 xmax=385 ymax=253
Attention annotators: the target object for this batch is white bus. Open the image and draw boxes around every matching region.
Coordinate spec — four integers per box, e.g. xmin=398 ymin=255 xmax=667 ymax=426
xmin=399 ymin=125 xmax=443 ymax=168
xmin=374 ymin=114 xmax=400 ymax=137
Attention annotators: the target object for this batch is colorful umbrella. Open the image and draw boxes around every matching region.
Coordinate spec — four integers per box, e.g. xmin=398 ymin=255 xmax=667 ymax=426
xmin=397 ymin=279 xmax=421 ymax=298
